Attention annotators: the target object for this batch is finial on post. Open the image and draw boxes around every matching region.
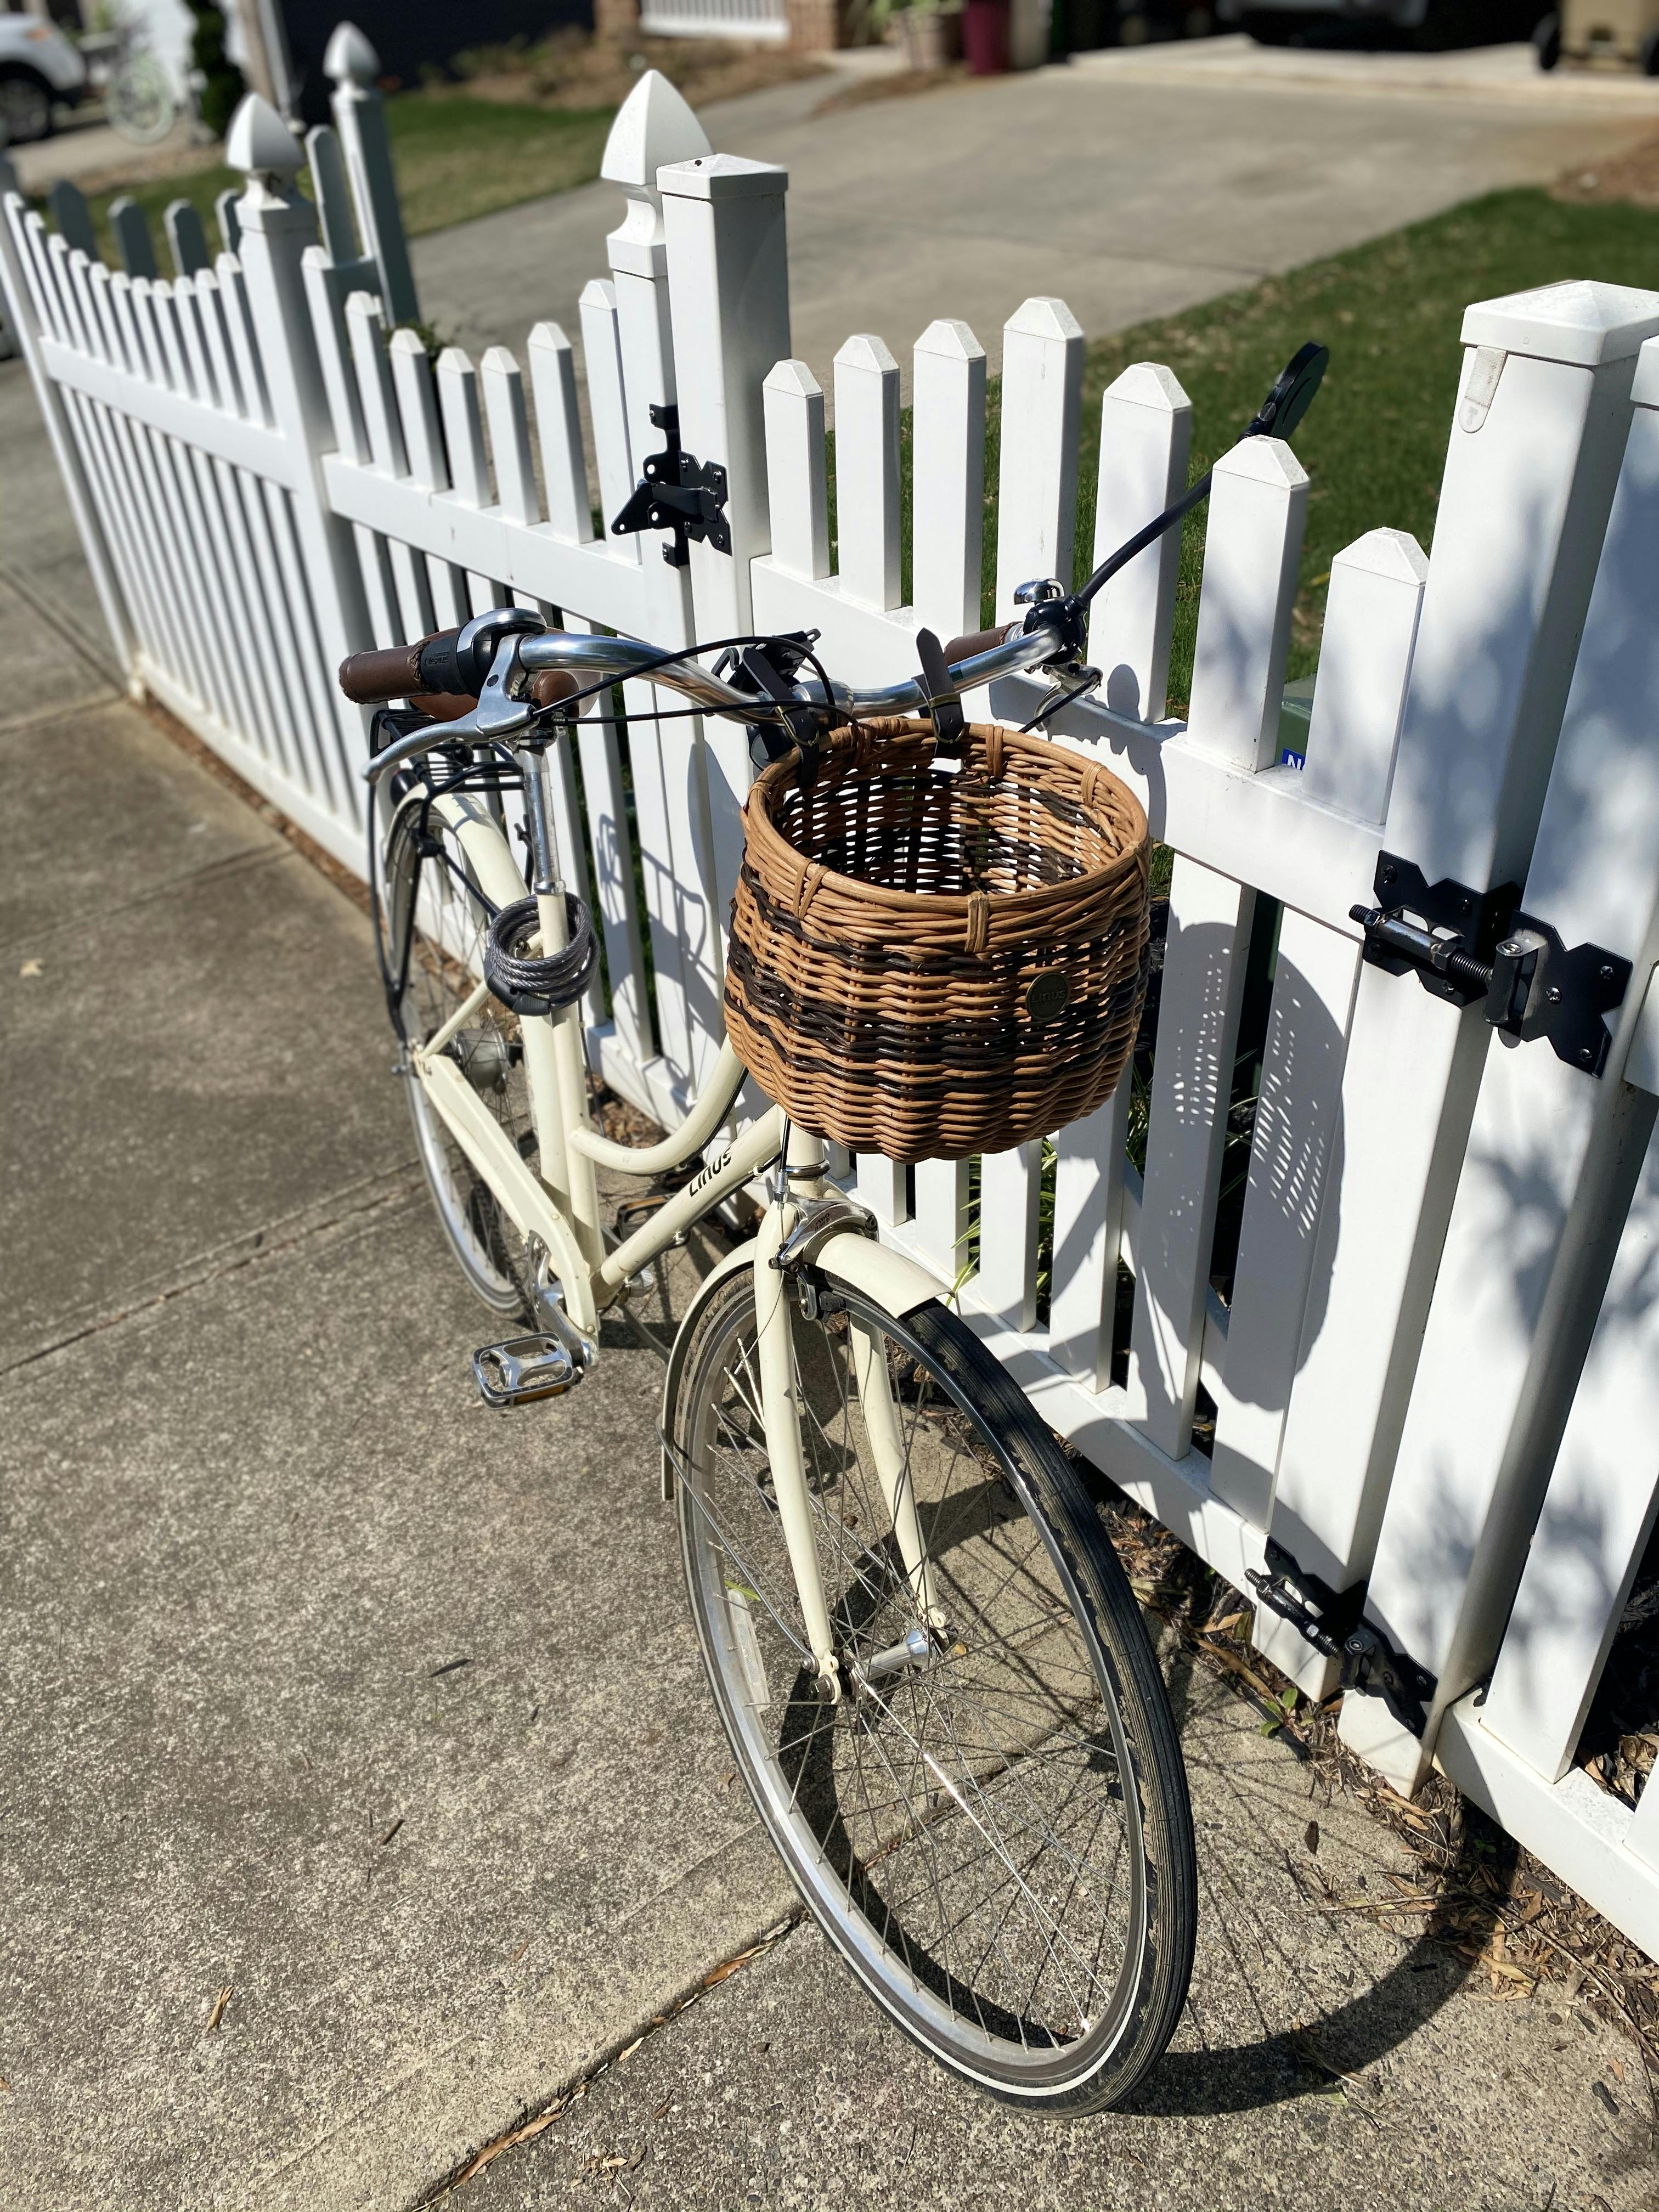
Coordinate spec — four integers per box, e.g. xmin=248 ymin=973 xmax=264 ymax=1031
xmin=226 ymin=93 xmax=303 ymax=210
xmin=323 ymin=21 xmax=380 ymax=86
xmin=603 ymin=70 xmax=710 ymax=273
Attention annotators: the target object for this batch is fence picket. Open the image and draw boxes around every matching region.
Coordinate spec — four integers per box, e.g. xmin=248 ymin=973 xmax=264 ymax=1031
xmin=833 ymin=335 xmax=901 ymax=612
xmin=1087 ymin=363 xmax=1190 ymax=723
xmin=388 ymin=327 xmax=469 ymax=628
xmin=977 ymin=1144 xmax=1045 ymax=1331
xmin=165 ymin=200 xmax=211 ymax=280
xmin=994 ymin=297 xmax=1084 ymax=620
xmin=1047 ymin=1076 xmax=1135 ymax=1392
xmin=1128 ymin=860 xmax=1256 ymax=1458
xmin=1186 ymin=437 xmax=1307 ymax=772
xmin=1481 ymin=1119 xmax=1659 ymax=1784
xmin=348 ymin=292 xmax=435 ymax=642
xmin=480 ymin=345 xmax=541 ymax=528
xmin=911 ymin=319 xmax=985 ymax=641
xmin=527 ymin=322 xmax=594 ymax=545
xmin=435 ymin=345 xmax=504 ymax=614
xmin=909 ymin=1158 xmax=969 ymax=1284
xmin=762 ymin=360 xmax=828 ymax=582
xmin=109 ymin=198 xmax=157 ymax=283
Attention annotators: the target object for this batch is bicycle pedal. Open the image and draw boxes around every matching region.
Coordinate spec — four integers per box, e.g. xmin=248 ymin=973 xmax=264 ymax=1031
xmin=472 ymin=1334 xmax=584 ymax=1408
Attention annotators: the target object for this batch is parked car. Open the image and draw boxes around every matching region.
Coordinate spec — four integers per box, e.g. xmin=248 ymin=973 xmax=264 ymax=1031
xmin=1217 ymin=0 xmax=1542 ymax=42
xmin=0 ymin=12 xmax=88 ymax=144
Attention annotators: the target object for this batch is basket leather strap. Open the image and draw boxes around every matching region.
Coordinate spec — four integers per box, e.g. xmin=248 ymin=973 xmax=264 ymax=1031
xmin=917 ymin=628 xmax=966 ymax=766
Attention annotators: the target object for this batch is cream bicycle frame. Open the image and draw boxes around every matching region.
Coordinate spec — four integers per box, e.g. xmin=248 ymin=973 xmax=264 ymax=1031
xmin=400 ymin=774 xmax=944 ymax=1693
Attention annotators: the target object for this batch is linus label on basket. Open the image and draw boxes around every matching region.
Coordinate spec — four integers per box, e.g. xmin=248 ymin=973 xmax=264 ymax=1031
xmin=724 ymin=718 xmax=1152 ymax=1164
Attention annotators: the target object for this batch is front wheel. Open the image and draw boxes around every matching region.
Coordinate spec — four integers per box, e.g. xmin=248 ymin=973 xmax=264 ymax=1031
xmin=668 ymin=1268 xmax=1196 ymax=2112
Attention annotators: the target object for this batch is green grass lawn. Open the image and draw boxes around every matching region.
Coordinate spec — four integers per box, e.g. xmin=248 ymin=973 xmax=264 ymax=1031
xmin=74 ymin=94 xmax=615 ymax=268
xmin=1056 ymin=188 xmax=1659 ymax=704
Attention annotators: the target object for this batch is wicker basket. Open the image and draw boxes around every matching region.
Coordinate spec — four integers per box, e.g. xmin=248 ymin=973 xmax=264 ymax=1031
xmin=724 ymin=716 xmax=1151 ymax=1163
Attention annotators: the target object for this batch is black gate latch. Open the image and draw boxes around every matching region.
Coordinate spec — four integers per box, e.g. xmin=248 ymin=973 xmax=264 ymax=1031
xmin=609 ymin=403 xmax=730 ymax=568
xmin=1351 ymin=851 xmax=1631 ymax=1079
xmin=1246 ymin=1537 xmax=1438 ymax=1737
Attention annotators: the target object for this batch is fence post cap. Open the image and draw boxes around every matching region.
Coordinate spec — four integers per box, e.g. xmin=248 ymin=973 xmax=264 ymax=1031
xmin=764 ymin=358 xmax=821 ymax=399
xmin=602 ymin=70 xmax=709 ymax=194
xmin=656 ymin=153 xmax=787 ymax=204
xmin=226 ymin=95 xmax=302 ymax=187
xmin=1004 ymin=296 xmax=1084 ymax=344
xmin=834 ymin=332 xmax=898 ymax=377
xmin=1102 ymin=360 xmax=1189 ymax=416
xmin=1212 ymin=433 xmax=1308 ymax=493
xmin=915 ymin=318 xmax=984 ymax=365
xmin=324 ymin=21 xmax=380 ymax=86
xmin=1460 ymin=279 xmax=1659 ymax=368
xmin=1330 ymin=526 xmax=1428 ymax=588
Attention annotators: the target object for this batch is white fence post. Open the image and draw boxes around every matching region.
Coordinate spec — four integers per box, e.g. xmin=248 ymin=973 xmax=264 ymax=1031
xmin=226 ymin=95 xmax=373 ymax=794
xmin=601 ymin=74 xmax=724 ymax=1106
xmin=324 ymin=21 xmax=419 ymax=330
xmin=1256 ymin=281 xmax=1659 ymax=1741
xmin=660 ymin=151 xmax=790 ymax=911
xmin=1344 ymin=308 xmax=1659 ymax=1790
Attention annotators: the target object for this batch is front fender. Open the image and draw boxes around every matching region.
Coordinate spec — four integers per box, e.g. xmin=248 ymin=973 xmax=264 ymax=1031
xmin=656 ymin=1227 xmax=946 ymax=1503
xmin=815 ymin=1229 xmax=943 ymax=1319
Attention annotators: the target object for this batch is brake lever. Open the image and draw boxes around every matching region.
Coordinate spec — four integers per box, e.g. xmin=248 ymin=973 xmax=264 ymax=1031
xmin=363 ymin=637 xmax=545 ymax=782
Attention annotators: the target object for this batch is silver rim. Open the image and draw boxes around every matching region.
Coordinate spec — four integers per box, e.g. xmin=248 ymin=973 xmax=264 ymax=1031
xmin=676 ymin=1283 xmax=1148 ymax=2095
xmin=381 ymin=794 xmax=534 ymax=1316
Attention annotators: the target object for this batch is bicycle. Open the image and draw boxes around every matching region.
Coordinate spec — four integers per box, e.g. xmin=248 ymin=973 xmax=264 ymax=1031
xmin=334 ymin=338 xmax=1326 ymax=2112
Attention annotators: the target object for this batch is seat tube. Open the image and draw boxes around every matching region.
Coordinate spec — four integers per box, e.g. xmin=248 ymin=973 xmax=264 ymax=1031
xmin=518 ymin=745 xmax=603 ymax=1274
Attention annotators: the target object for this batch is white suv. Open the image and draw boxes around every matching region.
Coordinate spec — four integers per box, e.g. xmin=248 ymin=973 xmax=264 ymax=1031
xmin=0 ymin=13 xmax=89 ymax=146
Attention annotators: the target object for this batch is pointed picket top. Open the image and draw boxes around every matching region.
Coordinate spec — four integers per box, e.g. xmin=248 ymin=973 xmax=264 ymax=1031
xmin=1004 ymin=295 xmax=1084 ymax=346
xmin=602 ymin=70 xmax=710 ymax=194
xmin=834 ymin=332 xmax=899 ymax=379
xmin=227 ymin=94 xmax=302 ymax=187
xmin=1101 ymin=359 xmax=1188 ymax=417
xmin=915 ymin=318 xmax=984 ymax=368
xmin=1212 ymin=431 xmax=1309 ymax=494
xmin=324 ymin=21 xmax=380 ymax=86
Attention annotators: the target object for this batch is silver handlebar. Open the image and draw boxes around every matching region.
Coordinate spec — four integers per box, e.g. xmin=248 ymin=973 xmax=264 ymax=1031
xmin=364 ymin=615 xmax=1066 ymax=785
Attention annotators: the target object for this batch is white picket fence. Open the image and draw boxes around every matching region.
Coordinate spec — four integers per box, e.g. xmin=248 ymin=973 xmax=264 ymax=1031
xmin=7 ymin=31 xmax=1659 ymax=1970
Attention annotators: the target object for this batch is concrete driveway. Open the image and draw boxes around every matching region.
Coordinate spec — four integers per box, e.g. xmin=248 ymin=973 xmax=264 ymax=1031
xmin=413 ymin=52 xmax=1659 ymax=386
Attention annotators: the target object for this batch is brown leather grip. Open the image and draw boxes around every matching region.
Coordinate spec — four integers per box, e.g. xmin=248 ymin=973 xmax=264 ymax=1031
xmin=408 ymin=692 xmax=475 ymax=724
xmin=528 ymin=669 xmax=582 ymax=709
xmin=402 ymin=669 xmax=583 ymax=725
xmin=943 ymin=625 xmax=1012 ymax=668
xmin=338 ymin=631 xmax=453 ymax=706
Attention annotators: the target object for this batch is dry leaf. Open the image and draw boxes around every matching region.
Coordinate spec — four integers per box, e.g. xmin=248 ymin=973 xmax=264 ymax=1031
xmin=1304 ymin=1820 xmax=1321 ymax=1857
xmin=17 ymin=960 xmax=42 ymax=979
xmin=717 ymin=1769 xmax=736 ymax=1792
xmin=206 ymin=1985 xmax=233 ymax=2033
xmin=616 ymin=2037 xmax=644 ymax=2063
xmin=452 ymin=2096 xmax=570 ymax=2185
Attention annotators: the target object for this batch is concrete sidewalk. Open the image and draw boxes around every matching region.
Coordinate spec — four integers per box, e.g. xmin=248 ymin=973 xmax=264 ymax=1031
xmin=1 ymin=357 xmax=1652 ymax=2209
xmin=412 ymin=60 xmax=1655 ymax=388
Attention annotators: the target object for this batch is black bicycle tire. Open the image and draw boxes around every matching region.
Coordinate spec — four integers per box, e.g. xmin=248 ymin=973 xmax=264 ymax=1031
xmin=669 ymin=1268 xmax=1197 ymax=2112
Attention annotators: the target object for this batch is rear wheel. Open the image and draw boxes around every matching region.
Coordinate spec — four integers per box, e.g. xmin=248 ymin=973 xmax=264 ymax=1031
xmin=377 ymin=787 xmax=536 ymax=1319
xmin=0 ymin=70 xmax=53 ymax=144
xmin=668 ymin=1269 xmax=1196 ymax=2112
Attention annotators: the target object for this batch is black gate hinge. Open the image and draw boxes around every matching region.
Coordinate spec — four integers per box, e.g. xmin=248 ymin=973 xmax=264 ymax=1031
xmin=1351 ymin=851 xmax=1632 ymax=1079
xmin=608 ymin=403 xmax=730 ymax=568
xmin=1246 ymin=1537 xmax=1437 ymax=1737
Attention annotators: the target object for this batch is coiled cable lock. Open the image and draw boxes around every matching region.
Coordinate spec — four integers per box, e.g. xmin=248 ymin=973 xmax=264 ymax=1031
xmin=484 ymin=893 xmax=598 ymax=1017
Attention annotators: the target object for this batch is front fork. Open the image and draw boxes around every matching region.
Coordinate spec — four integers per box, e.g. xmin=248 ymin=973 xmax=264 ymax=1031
xmin=753 ymin=1131 xmax=943 ymax=1702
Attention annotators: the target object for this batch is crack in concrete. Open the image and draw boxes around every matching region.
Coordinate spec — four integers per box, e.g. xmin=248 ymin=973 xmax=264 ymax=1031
xmin=0 ymin=1161 xmax=425 ymax=1380
xmin=0 ymin=839 xmax=292 ymax=961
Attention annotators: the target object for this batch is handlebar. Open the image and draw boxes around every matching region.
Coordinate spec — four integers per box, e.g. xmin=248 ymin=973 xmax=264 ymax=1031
xmin=345 ymin=610 xmax=1067 ymax=787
